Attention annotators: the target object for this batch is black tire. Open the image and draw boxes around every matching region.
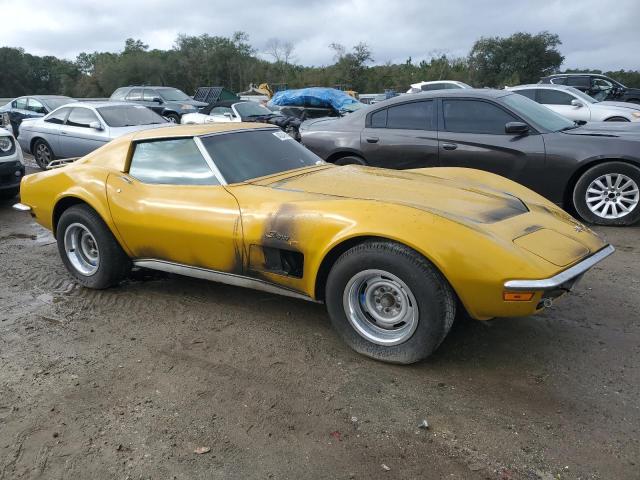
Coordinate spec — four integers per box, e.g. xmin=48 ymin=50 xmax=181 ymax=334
xmin=0 ymin=187 xmax=19 ymax=199
xmin=165 ymin=113 xmax=180 ymax=124
xmin=334 ymin=155 xmax=366 ymax=166
xmin=56 ymin=204 xmax=131 ymax=288
xmin=573 ymin=162 xmax=640 ymax=226
xmin=325 ymin=240 xmax=456 ymax=364
xmin=604 ymin=117 xmax=629 ymax=122
xmin=33 ymin=138 xmax=55 ymax=170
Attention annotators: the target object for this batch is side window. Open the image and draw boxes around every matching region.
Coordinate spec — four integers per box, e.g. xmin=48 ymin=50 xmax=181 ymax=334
xmin=386 ymin=101 xmax=434 ymax=130
xmin=45 ymin=107 xmax=71 ymax=124
xmin=421 ymin=84 xmax=441 ymax=91
xmin=111 ymin=88 xmax=128 ymax=100
xmin=537 ymin=89 xmax=574 ymax=105
xmin=129 ymin=138 xmax=219 ymax=185
xmin=127 ymin=88 xmax=143 ymax=101
xmin=211 ymin=107 xmax=234 ymax=115
xmin=592 ymin=78 xmax=613 ymax=89
xmin=14 ymin=98 xmax=27 ymax=110
xmin=550 ymin=77 xmax=567 ymax=85
xmin=514 ymin=89 xmax=537 ymax=101
xmin=443 ymin=100 xmax=517 ymax=135
xmin=27 ymin=98 xmax=46 ymax=114
xmin=369 ymin=108 xmax=387 ymax=128
xmin=66 ymin=108 xmax=99 ymax=128
xmin=143 ymin=89 xmax=160 ymax=101
xmin=566 ymin=76 xmax=590 ymax=89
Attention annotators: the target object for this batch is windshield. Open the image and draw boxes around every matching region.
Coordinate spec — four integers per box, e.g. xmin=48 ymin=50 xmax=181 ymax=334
xmin=234 ymin=102 xmax=273 ymax=118
xmin=45 ymin=97 xmax=74 ymax=110
xmin=565 ymin=86 xmax=597 ymax=104
xmin=157 ymin=88 xmax=191 ymax=102
xmin=501 ymin=93 xmax=575 ymax=132
xmin=200 ymin=129 xmax=324 ymax=183
xmin=342 ymin=103 xmax=364 ymax=113
xmin=97 ymin=105 xmax=167 ymax=127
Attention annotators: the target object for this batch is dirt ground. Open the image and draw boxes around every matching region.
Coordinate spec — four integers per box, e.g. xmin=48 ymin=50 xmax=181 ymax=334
xmin=0 ymin=164 xmax=638 ymax=480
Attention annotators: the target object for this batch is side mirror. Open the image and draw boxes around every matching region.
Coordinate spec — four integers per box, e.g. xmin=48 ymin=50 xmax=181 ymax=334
xmin=505 ymin=122 xmax=529 ymax=135
xmin=152 ymin=97 xmax=163 ymax=104
xmin=89 ymin=121 xmax=103 ymax=131
xmin=571 ymin=99 xmax=584 ymax=108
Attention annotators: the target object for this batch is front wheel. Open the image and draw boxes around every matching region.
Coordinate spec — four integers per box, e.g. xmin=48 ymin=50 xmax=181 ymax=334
xmin=56 ymin=205 xmax=131 ymax=288
xmin=573 ymin=162 xmax=640 ymax=226
xmin=334 ymin=155 xmax=366 ymax=166
xmin=325 ymin=240 xmax=456 ymax=364
xmin=165 ymin=113 xmax=180 ymax=123
xmin=33 ymin=139 xmax=55 ymax=169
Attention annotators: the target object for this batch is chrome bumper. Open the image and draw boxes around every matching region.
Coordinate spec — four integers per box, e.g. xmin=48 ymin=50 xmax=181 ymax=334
xmin=12 ymin=203 xmax=31 ymax=212
xmin=504 ymin=244 xmax=615 ymax=291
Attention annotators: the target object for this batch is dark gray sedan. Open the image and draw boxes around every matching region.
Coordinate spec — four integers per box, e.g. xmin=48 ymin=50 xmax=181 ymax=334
xmin=300 ymin=89 xmax=640 ymax=226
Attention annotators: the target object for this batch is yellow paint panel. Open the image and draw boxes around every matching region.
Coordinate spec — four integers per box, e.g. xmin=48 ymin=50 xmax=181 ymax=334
xmin=514 ymin=229 xmax=589 ymax=267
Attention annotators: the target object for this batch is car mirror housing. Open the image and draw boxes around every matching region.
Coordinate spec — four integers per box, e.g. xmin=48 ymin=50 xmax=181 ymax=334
xmin=571 ymin=99 xmax=584 ymax=108
xmin=152 ymin=97 xmax=163 ymax=103
xmin=89 ymin=121 xmax=103 ymax=131
xmin=505 ymin=122 xmax=529 ymax=135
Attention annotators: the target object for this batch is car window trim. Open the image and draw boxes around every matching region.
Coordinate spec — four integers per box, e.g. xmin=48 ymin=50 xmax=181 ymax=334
xmin=438 ymin=97 xmax=535 ymax=135
xmin=126 ymin=136 xmax=225 ymax=186
xmin=365 ymin=99 xmax=437 ymax=131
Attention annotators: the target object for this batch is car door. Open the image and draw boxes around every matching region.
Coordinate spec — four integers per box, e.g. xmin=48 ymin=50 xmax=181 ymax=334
xmin=36 ymin=107 xmax=72 ymax=153
xmin=106 ymin=137 xmax=242 ymax=272
xmin=359 ymin=100 xmax=439 ymax=169
xmin=536 ymin=89 xmax=591 ymax=122
xmin=26 ymin=98 xmax=48 ymax=120
xmin=437 ymin=98 xmax=546 ymax=185
xmin=58 ymin=107 xmax=109 ymax=157
xmin=142 ymin=88 xmax=165 ymax=114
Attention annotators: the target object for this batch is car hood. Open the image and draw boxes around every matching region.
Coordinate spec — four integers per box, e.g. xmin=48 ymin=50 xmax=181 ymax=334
xmin=597 ymin=100 xmax=640 ymax=111
xmin=561 ymin=122 xmax=640 ymax=137
xmin=260 ymin=165 xmax=528 ymax=224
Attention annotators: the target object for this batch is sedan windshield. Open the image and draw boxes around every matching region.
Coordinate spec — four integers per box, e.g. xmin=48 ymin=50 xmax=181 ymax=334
xmin=234 ymin=102 xmax=273 ymax=118
xmin=200 ymin=129 xmax=324 ymax=183
xmin=97 ymin=105 xmax=167 ymax=127
xmin=157 ymin=88 xmax=191 ymax=102
xmin=501 ymin=93 xmax=575 ymax=132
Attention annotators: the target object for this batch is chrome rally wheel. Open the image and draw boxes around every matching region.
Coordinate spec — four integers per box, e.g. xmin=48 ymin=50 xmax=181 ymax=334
xmin=64 ymin=222 xmax=100 ymax=276
xmin=343 ymin=269 xmax=419 ymax=346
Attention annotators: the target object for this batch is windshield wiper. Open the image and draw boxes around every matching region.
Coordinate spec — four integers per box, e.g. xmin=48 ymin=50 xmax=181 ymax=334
xmin=559 ymin=122 xmax=580 ymax=132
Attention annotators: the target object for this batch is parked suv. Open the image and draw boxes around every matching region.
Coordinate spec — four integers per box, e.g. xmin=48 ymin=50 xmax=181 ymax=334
xmin=539 ymin=74 xmax=640 ymax=104
xmin=109 ymin=86 xmax=208 ymax=123
xmin=0 ymin=127 xmax=25 ymax=199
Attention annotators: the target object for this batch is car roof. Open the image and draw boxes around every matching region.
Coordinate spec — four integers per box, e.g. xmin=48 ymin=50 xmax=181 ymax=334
xmin=373 ymin=88 xmax=510 ymax=107
xmin=60 ymin=101 xmax=135 ymax=108
xmin=510 ymin=84 xmax=573 ymax=90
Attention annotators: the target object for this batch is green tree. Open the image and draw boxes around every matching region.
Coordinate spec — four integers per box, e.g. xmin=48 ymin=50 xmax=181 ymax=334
xmin=468 ymin=31 xmax=564 ymax=87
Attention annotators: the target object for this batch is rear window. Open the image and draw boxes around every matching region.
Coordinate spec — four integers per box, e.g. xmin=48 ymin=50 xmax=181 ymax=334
xmin=200 ymin=129 xmax=323 ymax=183
xmin=110 ymin=88 xmax=128 ymax=101
xmin=97 ymin=105 xmax=166 ymax=127
xmin=514 ymin=89 xmax=537 ymax=100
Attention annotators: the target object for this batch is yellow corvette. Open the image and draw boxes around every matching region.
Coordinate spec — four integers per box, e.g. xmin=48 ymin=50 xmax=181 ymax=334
xmin=15 ymin=123 xmax=613 ymax=363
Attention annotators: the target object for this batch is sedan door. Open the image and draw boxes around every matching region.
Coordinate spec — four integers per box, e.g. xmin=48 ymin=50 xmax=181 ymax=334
xmin=58 ymin=107 xmax=109 ymax=157
xmin=359 ymin=100 xmax=439 ymax=169
xmin=437 ymin=98 xmax=546 ymax=188
xmin=106 ymin=137 xmax=242 ymax=272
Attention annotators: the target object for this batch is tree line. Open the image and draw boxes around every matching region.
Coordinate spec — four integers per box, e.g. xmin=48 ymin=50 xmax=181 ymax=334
xmin=1 ymin=31 xmax=639 ymax=98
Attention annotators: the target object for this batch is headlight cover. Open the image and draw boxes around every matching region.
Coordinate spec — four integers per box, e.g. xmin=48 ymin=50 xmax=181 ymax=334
xmin=0 ymin=136 xmax=13 ymax=153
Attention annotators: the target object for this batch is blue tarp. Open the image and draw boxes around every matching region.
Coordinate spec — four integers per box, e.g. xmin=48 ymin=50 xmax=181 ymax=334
xmin=269 ymin=87 xmax=359 ymax=111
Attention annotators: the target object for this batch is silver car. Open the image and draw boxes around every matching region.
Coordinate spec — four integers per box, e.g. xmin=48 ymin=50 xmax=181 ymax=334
xmin=507 ymin=84 xmax=640 ymax=123
xmin=18 ymin=102 xmax=170 ymax=169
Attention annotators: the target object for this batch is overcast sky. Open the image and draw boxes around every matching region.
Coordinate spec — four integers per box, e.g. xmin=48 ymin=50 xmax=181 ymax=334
xmin=1 ymin=0 xmax=638 ymax=71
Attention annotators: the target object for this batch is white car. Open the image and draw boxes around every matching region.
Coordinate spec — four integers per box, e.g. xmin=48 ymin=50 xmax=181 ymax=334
xmin=181 ymin=101 xmax=277 ymax=124
xmin=407 ymin=80 xmax=471 ymax=94
xmin=0 ymin=127 xmax=25 ymax=199
xmin=507 ymin=84 xmax=640 ymax=123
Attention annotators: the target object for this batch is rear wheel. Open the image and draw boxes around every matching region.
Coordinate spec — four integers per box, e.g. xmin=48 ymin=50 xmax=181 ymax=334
xmin=573 ymin=162 xmax=640 ymax=226
xmin=33 ymin=139 xmax=55 ymax=169
xmin=334 ymin=155 xmax=366 ymax=166
xmin=325 ymin=240 xmax=456 ymax=364
xmin=56 ymin=205 xmax=131 ymax=288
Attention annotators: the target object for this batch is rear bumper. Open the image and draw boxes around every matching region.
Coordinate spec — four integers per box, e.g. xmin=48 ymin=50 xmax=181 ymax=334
xmin=503 ymin=245 xmax=615 ymax=291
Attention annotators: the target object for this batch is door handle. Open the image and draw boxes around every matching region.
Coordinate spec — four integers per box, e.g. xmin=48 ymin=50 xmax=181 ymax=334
xmin=119 ymin=175 xmax=133 ymax=184
xmin=442 ymin=143 xmax=458 ymax=151
xmin=60 ymin=131 xmax=68 ymax=135
xmin=365 ymin=136 xmax=379 ymax=143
